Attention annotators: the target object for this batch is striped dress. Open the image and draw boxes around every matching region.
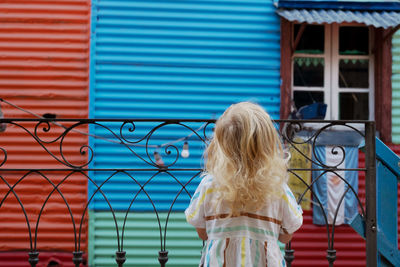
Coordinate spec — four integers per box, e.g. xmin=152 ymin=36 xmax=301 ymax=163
xmin=185 ymin=175 xmax=303 ymax=267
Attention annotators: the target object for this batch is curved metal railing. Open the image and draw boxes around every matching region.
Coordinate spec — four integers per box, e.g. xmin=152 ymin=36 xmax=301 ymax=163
xmin=0 ymin=119 xmax=376 ymax=267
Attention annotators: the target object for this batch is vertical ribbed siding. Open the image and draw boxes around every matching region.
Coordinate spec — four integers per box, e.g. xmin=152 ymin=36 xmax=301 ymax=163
xmin=0 ymin=0 xmax=90 ymax=254
xmin=392 ymin=30 xmax=400 ymax=143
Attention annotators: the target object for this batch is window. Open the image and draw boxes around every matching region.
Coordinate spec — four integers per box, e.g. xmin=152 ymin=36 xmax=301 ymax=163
xmin=292 ymin=24 xmax=374 ymax=120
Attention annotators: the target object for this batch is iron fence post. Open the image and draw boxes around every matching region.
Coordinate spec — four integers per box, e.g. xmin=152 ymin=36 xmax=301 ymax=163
xmin=72 ymin=251 xmax=84 ymax=267
xmin=116 ymin=251 xmax=126 ymax=267
xmin=284 ymin=247 xmax=294 ymax=267
xmin=28 ymin=251 xmax=39 ymax=267
xmin=365 ymin=121 xmax=377 ymax=267
xmin=158 ymin=250 xmax=168 ymax=267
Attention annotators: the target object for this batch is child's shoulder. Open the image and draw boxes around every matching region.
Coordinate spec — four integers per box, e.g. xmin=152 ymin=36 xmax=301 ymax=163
xmin=199 ymin=173 xmax=214 ymax=186
xmin=282 ymin=182 xmax=295 ymax=198
xmin=195 ymin=173 xmax=215 ymax=191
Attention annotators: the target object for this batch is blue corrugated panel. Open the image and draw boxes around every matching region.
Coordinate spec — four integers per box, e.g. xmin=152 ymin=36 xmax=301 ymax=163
xmin=392 ymin=30 xmax=400 ymax=143
xmin=276 ymin=8 xmax=400 ymax=28
xmin=89 ymin=0 xmax=281 ymax=211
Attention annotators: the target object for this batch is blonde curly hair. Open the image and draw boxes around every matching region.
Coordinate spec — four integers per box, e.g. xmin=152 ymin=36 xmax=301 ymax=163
xmin=205 ymin=102 xmax=288 ymax=216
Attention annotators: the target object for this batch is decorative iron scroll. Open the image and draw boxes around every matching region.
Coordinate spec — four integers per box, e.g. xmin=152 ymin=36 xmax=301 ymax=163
xmin=0 ymin=119 xmax=374 ymax=267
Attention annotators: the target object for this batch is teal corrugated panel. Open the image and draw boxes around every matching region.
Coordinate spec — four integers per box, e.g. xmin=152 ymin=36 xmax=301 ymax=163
xmin=90 ymin=0 xmax=281 ymax=212
xmin=89 ymin=211 xmax=202 ymax=267
xmin=392 ymin=30 xmax=400 ymax=143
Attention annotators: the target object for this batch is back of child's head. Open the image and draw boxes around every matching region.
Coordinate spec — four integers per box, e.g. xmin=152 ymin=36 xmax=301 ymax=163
xmin=205 ymin=102 xmax=287 ymax=215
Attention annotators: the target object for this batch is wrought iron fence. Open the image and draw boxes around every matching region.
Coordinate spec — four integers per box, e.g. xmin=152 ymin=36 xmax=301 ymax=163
xmin=0 ymin=119 xmax=376 ymax=267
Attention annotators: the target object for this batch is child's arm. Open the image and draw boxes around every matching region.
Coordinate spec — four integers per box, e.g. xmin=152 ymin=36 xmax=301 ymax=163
xmin=196 ymin=228 xmax=208 ymax=240
xmin=185 ymin=177 xmax=210 ymax=239
xmin=280 ymin=184 xmax=303 ymax=242
xmin=278 ymin=232 xmax=292 ymax=244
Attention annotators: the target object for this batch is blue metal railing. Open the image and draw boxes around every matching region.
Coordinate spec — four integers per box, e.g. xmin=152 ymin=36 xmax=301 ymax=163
xmin=353 ymin=137 xmax=400 ymax=267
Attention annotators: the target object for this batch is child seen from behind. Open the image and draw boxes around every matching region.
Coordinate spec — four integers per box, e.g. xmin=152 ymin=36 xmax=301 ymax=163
xmin=185 ymin=102 xmax=303 ymax=266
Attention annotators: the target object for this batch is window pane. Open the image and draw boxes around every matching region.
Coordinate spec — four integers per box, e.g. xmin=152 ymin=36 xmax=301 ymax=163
xmin=339 ymin=26 xmax=369 ymax=55
xmin=339 ymin=59 xmax=369 ymax=88
xmin=294 ymin=24 xmax=324 ymax=54
xmin=293 ymin=91 xmax=324 ymax=110
xmin=293 ymin=57 xmax=324 ymax=87
xmin=339 ymin=93 xmax=369 ymax=120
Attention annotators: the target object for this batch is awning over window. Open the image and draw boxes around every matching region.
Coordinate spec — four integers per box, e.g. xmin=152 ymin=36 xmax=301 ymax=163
xmin=276 ymin=0 xmax=400 ymax=28
xmin=277 ymin=0 xmax=400 ymax=11
xmin=276 ymin=8 xmax=400 ymax=28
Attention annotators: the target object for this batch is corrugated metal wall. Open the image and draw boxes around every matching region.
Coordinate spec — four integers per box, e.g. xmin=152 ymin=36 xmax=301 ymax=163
xmin=0 ymin=251 xmax=87 ymax=267
xmin=291 ymin=145 xmax=400 ymax=266
xmin=89 ymin=211 xmax=201 ymax=267
xmin=290 ymin=151 xmax=366 ymax=266
xmin=0 ymin=0 xmax=90 ymax=255
xmin=89 ymin=0 xmax=281 ymax=265
xmin=89 ymin=0 xmax=281 ymax=210
xmin=0 ymin=0 xmax=398 ymax=265
xmin=90 ymin=0 xmax=281 ymax=120
xmin=392 ymin=29 xmax=400 ymax=143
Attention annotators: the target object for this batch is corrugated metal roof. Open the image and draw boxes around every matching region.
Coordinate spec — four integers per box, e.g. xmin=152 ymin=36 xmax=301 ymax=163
xmin=276 ymin=8 xmax=400 ymax=28
xmin=0 ymin=0 xmax=90 ymax=252
xmin=277 ymin=0 xmax=400 ymax=11
xmin=392 ymin=30 xmax=400 ymax=143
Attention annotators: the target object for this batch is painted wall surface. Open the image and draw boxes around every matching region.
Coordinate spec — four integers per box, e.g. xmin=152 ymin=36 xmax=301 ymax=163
xmin=0 ymin=0 xmax=90 ymax=252
xmin=392 ymin=30 xmax=400 ymax=143
xmin=88 ymin=211 xmax=201 ymax=267
xmin=90 ymin=0 xmax=281 ymax=119
xmin=0 ymin=252 xmax=87 ymax=267
xmin=0 ymin=0 xmax=398 ymax=266
xmin=89 ymin=0 xmax=281 ymax=212
xmin=89 ymin=0 xmax=281 ymax=265
xmin=289 ymin=151 xmax=366 ymax=266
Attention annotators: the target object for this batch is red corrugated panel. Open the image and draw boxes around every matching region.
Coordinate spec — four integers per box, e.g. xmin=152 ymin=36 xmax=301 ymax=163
xmin=0 ymin=251 xmax=87 ymax=267
xmin=0 ymin=0 xmax=90 ymax=253
xmin=291 ymin=146 xmax=399 ymax=266
xmin=291 ymin=211 xmax=366 ymax=266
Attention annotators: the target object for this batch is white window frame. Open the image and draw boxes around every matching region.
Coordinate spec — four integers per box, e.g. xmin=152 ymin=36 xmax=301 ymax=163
xmin=291 ymin=23 xmax=374 ymax=122
xmin=330 ymin=24 xmax=374 ymax=121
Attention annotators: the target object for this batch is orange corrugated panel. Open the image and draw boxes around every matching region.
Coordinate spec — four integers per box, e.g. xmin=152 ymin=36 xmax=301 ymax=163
xmin=0 ymin=0 xmax=90 ymax=253
xmin=0 ymin=0 xmax=89 ymax=118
